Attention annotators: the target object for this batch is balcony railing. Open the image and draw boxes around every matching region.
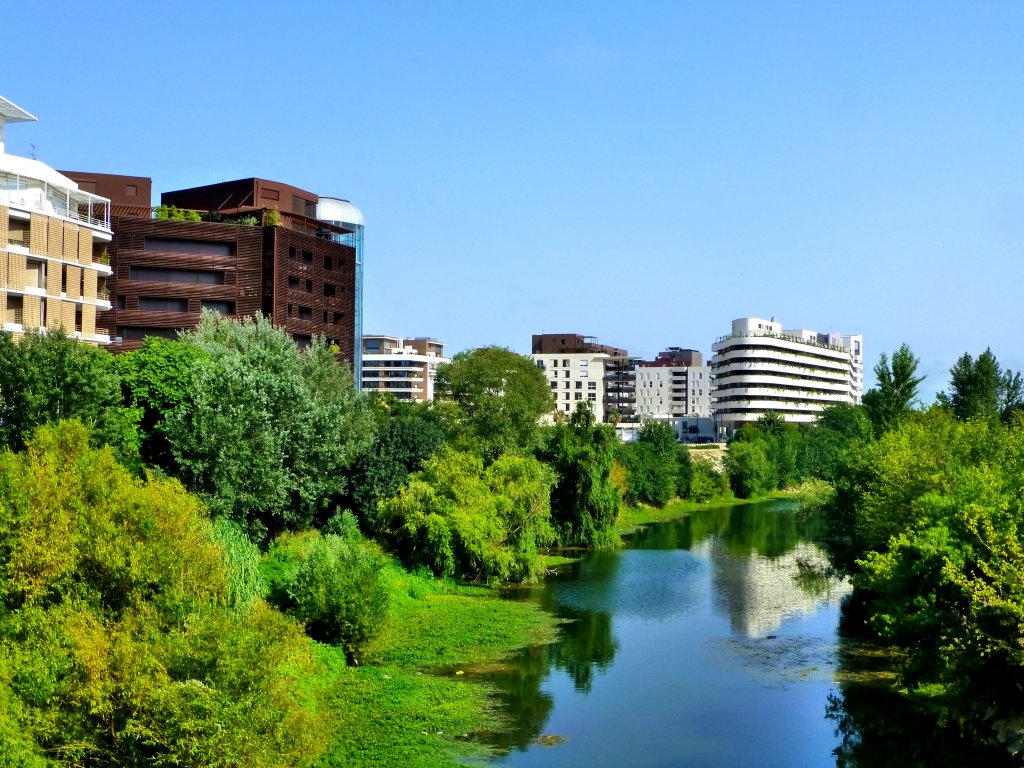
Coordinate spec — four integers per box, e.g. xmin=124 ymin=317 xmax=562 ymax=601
xmin=0 ymin=172 xmax=111 ymax=230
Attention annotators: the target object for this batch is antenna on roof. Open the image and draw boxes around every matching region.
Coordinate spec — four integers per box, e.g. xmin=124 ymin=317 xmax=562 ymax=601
xmin=29 ymin=143 xmax=36 ymax=159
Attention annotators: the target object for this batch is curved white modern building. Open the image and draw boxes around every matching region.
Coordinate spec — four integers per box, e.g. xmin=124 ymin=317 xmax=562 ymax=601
xmin=711 ymin=317 xmax=863 ymax=433
xmin=0 ymin=96 xmax=113 ymax=344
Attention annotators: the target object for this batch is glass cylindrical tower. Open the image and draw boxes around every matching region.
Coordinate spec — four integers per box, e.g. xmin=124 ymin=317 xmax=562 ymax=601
xmin=316 ymin=197 xmax=365 ymax=389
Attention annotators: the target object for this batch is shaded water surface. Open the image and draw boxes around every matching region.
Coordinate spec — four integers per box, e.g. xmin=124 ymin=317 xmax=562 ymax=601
xmin=469 ymin=500 xmax=1015 ymax=768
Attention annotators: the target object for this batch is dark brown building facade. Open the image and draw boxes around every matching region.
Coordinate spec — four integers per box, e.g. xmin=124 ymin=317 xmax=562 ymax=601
xmin=62 ymin=175 xmax=360 ymax=363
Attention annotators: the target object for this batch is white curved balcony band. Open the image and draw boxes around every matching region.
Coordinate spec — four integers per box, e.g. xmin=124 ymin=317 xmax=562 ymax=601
xmin=710 ymin=360 xmax=850 ymax=382
xmin=713 ymin=376 xmax=852 ymax=394
xmin=711 ymin=347 xmax=851 ymax=373
xmin=713 ymin=390 xmax=852 ymax=406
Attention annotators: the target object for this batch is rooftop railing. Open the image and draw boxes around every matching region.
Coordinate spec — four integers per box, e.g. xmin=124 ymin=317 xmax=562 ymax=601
xmin=0 ymin=171 xmax=111 ymax=230
xmin=714 ymin=329 xmax=851 ymax=354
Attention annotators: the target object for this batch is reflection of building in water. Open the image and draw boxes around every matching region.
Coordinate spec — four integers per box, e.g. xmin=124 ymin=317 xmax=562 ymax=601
xmin=693 ymin=538 xmax=851 ymax=637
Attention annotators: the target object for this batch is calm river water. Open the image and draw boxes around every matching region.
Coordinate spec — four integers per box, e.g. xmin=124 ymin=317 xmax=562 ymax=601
xmin=471 ymin=500 xmax=1015 ymax=768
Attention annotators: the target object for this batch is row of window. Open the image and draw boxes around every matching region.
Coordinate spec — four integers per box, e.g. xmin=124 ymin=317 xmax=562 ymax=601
xmin=115 ymin=296 xmax=234 ymax=314
xmin=549 ymin=380 xmax=598 ymax=390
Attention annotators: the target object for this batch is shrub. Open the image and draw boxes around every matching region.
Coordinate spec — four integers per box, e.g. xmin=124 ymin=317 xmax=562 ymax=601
xmin=262 ymin=530 xmax=389 ymax=664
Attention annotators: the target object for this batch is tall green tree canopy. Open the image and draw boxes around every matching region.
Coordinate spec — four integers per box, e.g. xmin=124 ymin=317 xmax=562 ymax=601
xmin=378 ymin=448 xmax=555 ymax=582
xmin=862 ymin=343 xmax=924 ymax=434
xmin=0 ymin=329 xmax=140 ymax=467
xmin=618 ymin=420 xmax=679 ymax=507
xmin=938 ymin=348 xmax=1023 ymax=423
xmin=434 ymin=346 xmax=553 ymax=460
xmin=164 ymin=313 xmax=374 ymax=542
xmin=537 ymin=403 xmax=620 ymax=547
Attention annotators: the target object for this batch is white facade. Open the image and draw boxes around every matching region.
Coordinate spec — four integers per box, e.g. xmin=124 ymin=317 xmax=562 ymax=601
xmin=361 ymin=335 xmax=448 ymax=402
xmin=533 ymin=352 xmax=607 ymax=421
xmin=0 ymin=96 xmax=113 ymax=344
xmin=711 ymin=317 xmax=864 ymax=433
xmin=635 ymin=365 xmax=713 ymax=418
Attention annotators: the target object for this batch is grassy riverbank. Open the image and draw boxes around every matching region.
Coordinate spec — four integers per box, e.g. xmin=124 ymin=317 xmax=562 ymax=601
xmin=314 ymin=563 xmax=560 ymax=767
xmin=319 ymin=494 xmax=803 ymax=767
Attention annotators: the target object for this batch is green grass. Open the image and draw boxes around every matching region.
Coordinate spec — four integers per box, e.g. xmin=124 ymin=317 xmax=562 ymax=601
xmin=312 ymin=560 xmax=560 ymax=767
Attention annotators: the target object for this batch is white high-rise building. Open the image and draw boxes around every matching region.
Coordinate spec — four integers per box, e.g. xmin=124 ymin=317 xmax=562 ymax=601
xmin=0 ymin=96 xmax=113 ymax=343
xmin=711 ymin=317 xmax=863 ymax=434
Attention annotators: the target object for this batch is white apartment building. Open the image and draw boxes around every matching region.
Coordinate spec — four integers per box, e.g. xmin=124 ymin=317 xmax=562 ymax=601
xmin=711 ymin=317 xmax=863 ymax=434
xmin=634 ymin=348 xmax=712 ymax=419
xmin=533 ymin=352 xmax=607 ymax=421
xmin=0 ymin=96 xmax=113 ymax=343
xmin=361 ymin=335 xmax=448 ymax=402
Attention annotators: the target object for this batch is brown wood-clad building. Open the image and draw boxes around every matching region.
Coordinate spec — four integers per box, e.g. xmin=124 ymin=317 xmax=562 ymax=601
xmin=63 ymin=175 xmax=360 ymax=363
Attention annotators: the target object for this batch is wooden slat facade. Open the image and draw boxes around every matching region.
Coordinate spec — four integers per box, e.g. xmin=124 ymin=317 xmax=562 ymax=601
xmin=102 ymin=216 xmax=357 ymax=365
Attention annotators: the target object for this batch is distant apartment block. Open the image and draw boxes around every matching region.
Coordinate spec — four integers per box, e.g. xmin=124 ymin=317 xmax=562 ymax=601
xmin=710 ymin=317 xmax=864 ymax=434
xmin=531 ymin=333 xmax=637 ymax=423
xmin=635 ymin=348 xmax=712 ymax=419
xmin=59 ymin=174 xmax=364 ymax=371
xmin=361 ymin=335 xmax=448 ymax=402
xmin=0 ymin=96 xmax=113 ymax=344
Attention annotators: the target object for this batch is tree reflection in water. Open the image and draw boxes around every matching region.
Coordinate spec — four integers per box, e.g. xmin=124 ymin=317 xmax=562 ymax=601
xmin=827 ymin=639 xmax=1017 ymax=767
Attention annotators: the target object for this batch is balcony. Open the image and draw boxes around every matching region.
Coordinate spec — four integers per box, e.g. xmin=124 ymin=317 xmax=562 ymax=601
xmin=0 ymin=171 xmax=111 ymax=230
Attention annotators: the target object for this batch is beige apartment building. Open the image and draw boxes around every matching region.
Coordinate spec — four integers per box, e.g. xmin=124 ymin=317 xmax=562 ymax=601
xmin=1 ymin=96 xmax=113 ymax=343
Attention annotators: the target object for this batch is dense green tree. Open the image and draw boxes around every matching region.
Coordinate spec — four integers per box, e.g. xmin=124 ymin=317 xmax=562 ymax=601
xmin=164 ymin=313 xmax=374 ymax=542
xmin=0 ymin=422 xmax=331 ymax=766
xmin=0 ymin=330 xmax=140 ymax=466
xmin=798 ymin=403 xmax=873 ymax=483
xmin=731 ymin=413 xmax=800 ymax=490
xmin=862 ymin=344 xmax=924 ymax=433
xmin=724 ymin=439 xmax=775 ymax=498
xmin=434 ymin=346 xmax=553 ymax=460
xmin=116 ymin=336 xmax=209 ymax=469
xmin=345 ymin=401 xmax=444 ymax=529
xmin=536 ymin=404 xmax=620 ymax=547
xmin=378 ymin=448 xmax=555 ymax=582
xmin=938 ymin=348 xmax=1024 ymax=423
xmin=841 ymin=415 xmax=1024 ymax=742
xmin=618 ymin=421 xmax=678 ymax=507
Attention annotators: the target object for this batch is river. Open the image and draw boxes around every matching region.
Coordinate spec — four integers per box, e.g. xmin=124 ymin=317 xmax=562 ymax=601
xmin=468 ymin=499 xmax=1016 ymax=768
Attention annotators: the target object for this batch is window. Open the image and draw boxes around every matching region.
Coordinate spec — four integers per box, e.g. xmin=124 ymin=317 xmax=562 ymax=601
xmin=575 ymin=392 xmax=582 ymax=400
xmin=550 ymin=381 xmax=558 ymax=389
xmin=139 ymin=297 xmax=188 ymax=312
xmin=575 ymin=381 xmax=583 ymax=389
xmin=324 ymin=256 xmax=333 ymax=270
xmin=289 ymin=246 xmax=297 ymax=260
xmin=333 ymin=311 xmax=343 ymax=324
xmin=302 ymin=250 xmax=313 ymax=265
xmin=144 ymin=238 xmax=233 ymax=257
xmin=588 ymin=393 xmax=596 ymax=400
xmin=129 ymin=267 xmax=224 ymax=285
xmin=288 ymin=276 xmax=300 ymax=290
xmin=118 ymin=326 xmax=178 ymax=341
xmin=588 ymin=382 xmax=597 ymax=390
xmin=563 ymin=370 xmax=569 ymax=378
xmin=562 ymin=359 xmax=570 ymax=367
xmin=298 ymin=306 xmax=312 ymax=321
xmin=201 ymin=300 xmax=234 ymax=314
xmin=116 ymin=295 xmax=127 ymax=310
xmin=324 ymin=283 xmax=336 ymax=297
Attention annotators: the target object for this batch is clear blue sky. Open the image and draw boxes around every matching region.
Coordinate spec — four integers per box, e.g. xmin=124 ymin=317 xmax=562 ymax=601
xmin=6 ymin=1 xmax=1024 ymax=399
